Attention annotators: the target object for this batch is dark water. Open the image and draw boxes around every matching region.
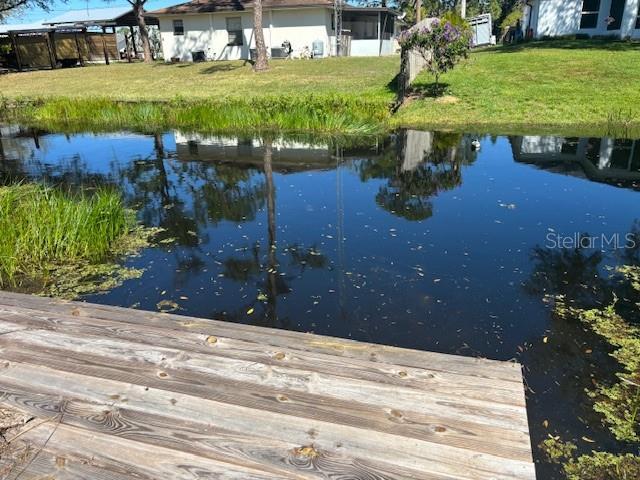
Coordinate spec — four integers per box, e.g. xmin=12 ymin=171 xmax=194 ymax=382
xmin=2 ymin=125 xmax=640 ymax=477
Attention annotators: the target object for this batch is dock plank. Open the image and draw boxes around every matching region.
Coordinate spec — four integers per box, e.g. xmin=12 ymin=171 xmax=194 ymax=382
xmin=0 ymin=291 xmax=535 ymax=480
xmin=0 ymin=291 xmax=523 ymax=382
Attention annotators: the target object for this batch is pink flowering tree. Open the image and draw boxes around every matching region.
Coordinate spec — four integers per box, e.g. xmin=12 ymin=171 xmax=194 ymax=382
xmin=399 ymin=19 xmax=471 ymax=92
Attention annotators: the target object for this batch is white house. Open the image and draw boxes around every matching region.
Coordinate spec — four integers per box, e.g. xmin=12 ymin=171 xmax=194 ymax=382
xmin=524 ymin=0 xmax=640 ymax=39
xmin=149 ymin=0 xmax=399 ymax=62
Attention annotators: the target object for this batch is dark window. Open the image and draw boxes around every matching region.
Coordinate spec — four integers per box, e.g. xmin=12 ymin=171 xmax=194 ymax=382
xmin=610 ymin=139 xmax=633 ymax=169
xmin=173 ymin=19 xmax=184 ymax=36
xmin=226 ymin=17 xmax=243 ymax=46
xmin=631 ymin=141 xmax=640 ymax=171
xmin=343 ymin=13 xmax=378 ymax=40
xmin=381 ymin=13 xmax=394 ymax=40
xmin=607 ymin=0 xmax=624 ymax=30
xmin=560 ymin=138 xmax=579 ymax=155
xmin=585 ymin=137 xmax=602 ymax=166
xmin=580 ymin=0 xmax=600 ymax=29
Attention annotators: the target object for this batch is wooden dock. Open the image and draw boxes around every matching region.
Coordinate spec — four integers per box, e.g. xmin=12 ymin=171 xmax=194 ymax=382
xmin=0 ymin=291 xmax=535 ymax=480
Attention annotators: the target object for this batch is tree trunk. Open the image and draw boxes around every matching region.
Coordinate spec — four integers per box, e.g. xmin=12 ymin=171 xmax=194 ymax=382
xmin=415 ymin=0 xmax=421 ymax=23
xmin=132 ymin=2 xmax=152 ymax=63
xmin=263 ymin=138 xmax=277 ymax=326
xmin=460 ymin=0 xmax=466 ymax=19
xmin=253 ymin=0 xmax=269 ymax=71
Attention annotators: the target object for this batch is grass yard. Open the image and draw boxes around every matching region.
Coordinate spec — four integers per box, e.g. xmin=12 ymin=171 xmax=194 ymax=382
xmin=1 ymin=40 xmax=640 ymax=134
xmin=0 ymin=56 xmax=398 ymax=102
xmin=393 ymin=40 xmax=640 ymax=135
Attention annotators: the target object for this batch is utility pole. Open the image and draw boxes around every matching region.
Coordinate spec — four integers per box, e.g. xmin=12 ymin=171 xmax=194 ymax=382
xmin=460 ymin=0 xmax=466 ymax=18
xmin=415 ymin=0 xmax=421 ymax=23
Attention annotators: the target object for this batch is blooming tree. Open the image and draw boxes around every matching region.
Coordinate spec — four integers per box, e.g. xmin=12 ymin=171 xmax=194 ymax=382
xmin=398 ymin=18 xmax=471 ymax=90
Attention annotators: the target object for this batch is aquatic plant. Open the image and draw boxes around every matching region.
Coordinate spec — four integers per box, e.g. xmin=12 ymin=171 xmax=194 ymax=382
xmin=542 ymin=437 xmax=640 ymax=480
xmin=541 ymin=265 xmax=640 ymax=478
xmin=0 ymin=183 xmax=154 ymax=297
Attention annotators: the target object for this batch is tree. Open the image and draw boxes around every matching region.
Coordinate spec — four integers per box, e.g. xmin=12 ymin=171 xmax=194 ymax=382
xmin=252 ymin=0 xmax=269 ymax=71
xmin=0 ymin=0 xmax=52 ymax=19
xmin=125 ymin=0 xmax=152 ymax=63
xmin=397 ymin=18 xmax=470 ymax=91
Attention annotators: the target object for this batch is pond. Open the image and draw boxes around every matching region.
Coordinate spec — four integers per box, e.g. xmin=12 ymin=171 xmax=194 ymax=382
xmin=2 ymin=125 xmax=640 ymax=477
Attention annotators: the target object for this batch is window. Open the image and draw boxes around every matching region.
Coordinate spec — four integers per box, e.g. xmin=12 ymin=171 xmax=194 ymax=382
xmin=631 ymin=141 xmax=640 ymax=171
xmin=607 ymin=0 xmax=624 ymax=30
xmin=560 ymin=138 xmax=579 ymax=155
xmin=173 ymin=19 xmax=184 ymax=36
xmin=226 ymin=17 xmax=243 ymax=46
xmin=610 ymin=139 xmax=633 ymax=169
xmin=343 ymin=13 xmax=378 ymax=40
xmin=636 ymin=3 xmax=640 ymax=29
xmin=580 ymin=0 xmax=600 ymax=29
xmin=381 ymin=13 xmax=394 ymax=40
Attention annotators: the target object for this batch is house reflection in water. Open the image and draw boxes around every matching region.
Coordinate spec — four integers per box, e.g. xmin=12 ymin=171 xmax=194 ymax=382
xmin=510 ymin=136 xmax=640 ymax=188
xmin=173 ymin=131 xmax=389 ymax=172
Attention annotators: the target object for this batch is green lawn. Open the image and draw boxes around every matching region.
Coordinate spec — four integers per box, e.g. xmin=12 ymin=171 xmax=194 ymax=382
xmin=1 ymin=40 xmax=640 ymax=134
xmin=0 ymin=57 xmax=398 ymax=102
xmin=393 ymin=40 xmax=640 ymax=134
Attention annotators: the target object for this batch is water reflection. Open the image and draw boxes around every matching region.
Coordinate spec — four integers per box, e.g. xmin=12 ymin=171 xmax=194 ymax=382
xmin=357 ymin=131 xmax=477 ymax=220
xmin=511 ymin=136 xmax=640 ymax=189
xmin=2 ymin=124 xmax=640 ymax=478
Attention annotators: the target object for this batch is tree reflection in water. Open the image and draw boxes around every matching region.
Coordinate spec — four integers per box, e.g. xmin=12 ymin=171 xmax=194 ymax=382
xmin=218 ymin=137 xmax=328 ymax=329
xmin=521 ymin=221 xmax=640 ymax=478
xmin=356 ymin=131 xmax=476 ymax=220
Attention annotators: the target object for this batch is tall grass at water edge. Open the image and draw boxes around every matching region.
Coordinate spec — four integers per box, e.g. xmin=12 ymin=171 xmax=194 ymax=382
xmin=0 ymin=183 xmax=132 ymax=287
xmin=3 ymin=95 xmax=391 ymax=135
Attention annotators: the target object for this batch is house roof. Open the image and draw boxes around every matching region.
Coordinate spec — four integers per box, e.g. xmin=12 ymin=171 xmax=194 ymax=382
xmin=0 ymin=21 xmax=50 ymax=33
xmin=150 ymin=0 xmax=337 ymax=15
xmin=44 ymin=7 xmax=133 ymax=25
xmin=42 ymin=7 xmax=159 ymax=27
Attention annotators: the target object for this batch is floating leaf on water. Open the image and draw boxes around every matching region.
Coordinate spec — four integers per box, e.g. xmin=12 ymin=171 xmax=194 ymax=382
xmin=156 ymin=300 xmax=179 ymax=312
xmin=543 ymin=336 xmax=548 ymax=343
xmin=257 ymin=293 xmax=268 ymax=301
xmin=247 ymin=308 xmax=255 ymax=315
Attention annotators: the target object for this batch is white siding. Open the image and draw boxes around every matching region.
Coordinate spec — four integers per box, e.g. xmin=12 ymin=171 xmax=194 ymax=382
xmin=159 ymin=8 xmax=330 ymax=61
xmin=529 ymin=0 xmax=640 ymax=39
xmin=533 ymin=0 xmax=582 ymax=37
xmin=267 ymin=8 xmax=330 ymax=56
xmin=350 ymin=39 xmax=395 ymax=56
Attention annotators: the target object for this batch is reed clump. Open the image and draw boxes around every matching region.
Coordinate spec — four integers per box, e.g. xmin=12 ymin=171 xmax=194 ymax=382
xmin=8 ymin=95 xmax=390 ymax=135
xmin=0 ymin=183 xmax=150 ymax=295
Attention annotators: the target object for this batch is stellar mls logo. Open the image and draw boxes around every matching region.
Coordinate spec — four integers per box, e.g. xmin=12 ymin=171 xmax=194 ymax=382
xmin=545 ymin=232 xmax=637 ymax=250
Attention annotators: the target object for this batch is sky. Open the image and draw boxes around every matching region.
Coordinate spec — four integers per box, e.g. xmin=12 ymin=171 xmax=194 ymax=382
xmin=5 ymin=0 xmax=178 ymax=24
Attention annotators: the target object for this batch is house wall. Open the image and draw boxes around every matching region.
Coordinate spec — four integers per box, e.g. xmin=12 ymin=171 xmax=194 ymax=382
xmin=349 ymin=39 xmax=394 ymax=56
xmin=158 ymin=8 xmax=331 ymax=62
xmin=527 ymin=0 xmax=640 ymax=39
xmin=266 ymin=8 xmax=331 ymax=55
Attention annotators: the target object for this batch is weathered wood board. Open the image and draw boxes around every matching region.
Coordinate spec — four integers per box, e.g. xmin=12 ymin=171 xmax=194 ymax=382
xmin=0 ymin=290 xmax=536 ymax=480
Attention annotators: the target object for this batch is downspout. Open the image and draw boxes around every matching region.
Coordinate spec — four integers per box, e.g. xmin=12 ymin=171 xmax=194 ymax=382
xmin=526 ymin=1 xmax=534 ymax=39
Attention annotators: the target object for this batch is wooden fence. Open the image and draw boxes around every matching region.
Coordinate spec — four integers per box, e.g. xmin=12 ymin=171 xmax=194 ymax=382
xmin=1 ymin=30 xmax=118 ymax=71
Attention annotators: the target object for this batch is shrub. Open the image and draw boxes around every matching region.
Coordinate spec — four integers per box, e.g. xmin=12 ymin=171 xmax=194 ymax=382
xmin=398 ymin=18 xmax=471 ymax=89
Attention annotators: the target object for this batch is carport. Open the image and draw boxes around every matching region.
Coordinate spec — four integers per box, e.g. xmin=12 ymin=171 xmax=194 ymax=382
xmin=0 ymin=7 xmax=159 ymax=72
